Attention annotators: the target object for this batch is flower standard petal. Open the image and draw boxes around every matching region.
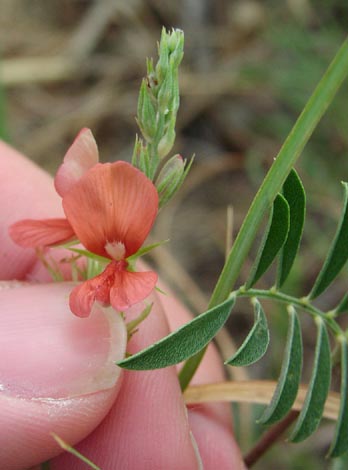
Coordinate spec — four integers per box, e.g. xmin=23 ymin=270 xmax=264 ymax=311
xmin=110 ymin=270 xmax=158 ymax=312
xmin=9 ymin=218 xmax=76 ymax=247
xmin=62 ymin=161 xmax=159 ymax=258
xmin=54 ymin=128 xmax=99 ymax=197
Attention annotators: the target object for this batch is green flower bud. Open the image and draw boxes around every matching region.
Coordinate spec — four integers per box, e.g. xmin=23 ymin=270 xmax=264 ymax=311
xmin=157 ymin=72 xmax=173 ymax=113
xmin=156 ymin=155 xmax=185 ymax=207
xmin=131 ymin=136 xmax=151 ymax=177
xmin=137 ymin=79 xmax=157 ymax=141
xmin=157 ymin=123 xmax=176 ymax=159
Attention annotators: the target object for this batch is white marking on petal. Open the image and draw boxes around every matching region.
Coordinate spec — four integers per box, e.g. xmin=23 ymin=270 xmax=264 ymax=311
xmin=105 ymin=241 xmax=126 ymax=261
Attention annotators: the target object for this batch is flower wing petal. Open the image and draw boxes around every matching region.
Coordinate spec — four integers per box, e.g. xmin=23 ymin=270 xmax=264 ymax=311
xmin=69 ymin=261 xmax=117 ymax=317
xmin=9 ymin=218 xmax=76 ymax=247
xmin=54 ymin=128 xmax=99 ymax=197
xmin=62 ymin=161 xmax=158 ymax=257
xmin=69 ymin=280 xmax=99 ymax=318
xmin=110 ymin=270 xmax=158 ymax=312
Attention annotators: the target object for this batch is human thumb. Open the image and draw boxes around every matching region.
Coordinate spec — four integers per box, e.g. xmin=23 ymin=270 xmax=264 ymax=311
xmin=0 ymin=281 xmax=127 ymax=470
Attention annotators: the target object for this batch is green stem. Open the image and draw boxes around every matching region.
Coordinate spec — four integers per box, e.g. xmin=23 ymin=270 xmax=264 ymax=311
xmin=179 ymin=35 xmax=348 ymax=390
xmin=236 ymin=287 xmax=343 ymax=336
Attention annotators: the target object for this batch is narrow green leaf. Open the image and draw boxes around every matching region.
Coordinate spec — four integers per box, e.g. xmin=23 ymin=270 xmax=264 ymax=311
xmin=246 ymin=194 xmax=290 ymax=288
xmin=258 ymin=307 xmax=303 ymax=425
xmin=328 ymin=338 xmax=348 ymax=457
xmin=225 ymin=298 xmax=269 ymax=366
xmin=117 ymin=296 xmax=235 ymax=370
xmin=277 ymin=169 xmax=306 ymax=288
xmin=309 ymin=182 xmax=348 ymax=299
xmin=290 ymin=318 xmax=331 ymax=442
xmin=334 ymin=293 xmax=348 ymax=315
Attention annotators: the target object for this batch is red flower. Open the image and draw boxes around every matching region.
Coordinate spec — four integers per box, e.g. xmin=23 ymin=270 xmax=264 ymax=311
xmin=10 ymin=129 xmax=159 ymax=317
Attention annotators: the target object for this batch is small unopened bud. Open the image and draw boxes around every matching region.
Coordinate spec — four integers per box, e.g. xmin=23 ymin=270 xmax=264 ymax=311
xmin=156 ymin=155 xmax=186 ymax=207
xmin=158 ymin=121 xmax=176 ymax=159
xmin=131 ymin=136 xmax=151 ymax=177
xmin=137 ymin=80 xmax=157 ymax=141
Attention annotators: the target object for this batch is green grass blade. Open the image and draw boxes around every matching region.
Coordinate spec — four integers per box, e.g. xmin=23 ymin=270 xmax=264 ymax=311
xmin=309 ymin=183 xmax=348 ymax=299
xmin=277 ymin=169 xmax=306 ymax=288
xmin=225 ymin=298 xmax=269 ymax=366
xmin=290 ymin=318 xmax=331 ymax=442
xmin=51 ymin=433 xmax=100 ymax=470
xmin=117 ymin=295 xmax=235 ymax=370
xmin=246 ymin=194 xmax=289 ymax=288
xmin=328 ymin=338 xmax=348 ymax=457
xmin=209 ymin=36 xmax=348 ymax=310
xmin=258 ymin=306 xmax=303 ymax=425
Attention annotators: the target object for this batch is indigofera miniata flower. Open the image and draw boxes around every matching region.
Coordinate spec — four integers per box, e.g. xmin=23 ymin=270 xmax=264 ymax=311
xmin=10 ymin=128 xmax=159 ymax=317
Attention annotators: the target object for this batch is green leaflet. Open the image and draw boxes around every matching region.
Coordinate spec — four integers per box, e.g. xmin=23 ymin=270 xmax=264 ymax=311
xmin=328 ymin=338 xmax=348 ymax=457
xmin=290 ymin=318 xmax=331 ymax=443
xmin=334 ymin=293 xmax=348 ymax=315
xmin=329 ymin=451 xmax=348 ymax=470
xmin=225 ymin=299 xmax=269 ymax=367
xmin=246 ymin=194 xmax=290 ymax=288
xmin=309 ymin=182 xmax=348 ymax=299
xmin=258 ymin=307 xmax=303 ymax=425
xmin=117 ymin=295 xmax=235 ymax=370
xmin=277 ymin=169 xmax=306 ymax=288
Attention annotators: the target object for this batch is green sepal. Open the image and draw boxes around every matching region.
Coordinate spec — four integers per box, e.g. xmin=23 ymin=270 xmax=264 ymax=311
xmin=225 ymin=298 xmax=270 ymax=366
xmin=328 ymin=338 xmax=348 ymax=457
xmin=309 ymin=182 xmax=348 ymax=299
xmin=258 ymin=306 xmax=303 ymax=425
xmin=68 ymin=248 xmax=109 ymax=264
xmin=290 ymin=318 xmax=331 ymax=442
xmin=117 ymin=295 xmax=235 ymax=370
xmin=246 ymin=194 xmax=290 ymax=288
xmin=277 ymin=169 xmax=306 ymax=288
xmin=126 ymin=240 xmax=169 ymax=265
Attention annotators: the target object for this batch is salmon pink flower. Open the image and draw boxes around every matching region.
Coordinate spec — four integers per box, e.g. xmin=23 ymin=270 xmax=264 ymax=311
xmin=10 ymin=128 xmax=159 ymax=317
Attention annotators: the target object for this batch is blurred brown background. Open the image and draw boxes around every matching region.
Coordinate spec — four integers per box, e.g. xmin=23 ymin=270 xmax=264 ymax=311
xmin=2 ymin=1 xmax=348 ymax=468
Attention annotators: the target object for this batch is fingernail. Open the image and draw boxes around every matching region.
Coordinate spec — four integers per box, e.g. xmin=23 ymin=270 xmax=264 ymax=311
xmin=0 ymin=282 xmax=127 ymax=399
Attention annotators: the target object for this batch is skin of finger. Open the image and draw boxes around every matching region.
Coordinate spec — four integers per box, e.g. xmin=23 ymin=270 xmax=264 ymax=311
xmin=51 ymin=296 xmax=202 ymax=470
xmin=0 ymin=282 xmax=129 ymax=470
xmin=158 ymin=292 xmax=246 ymax=469
xmin=0 ymin=140 xmax=64 ymax=280
xmin=1 ymin=143 xmax=244 ymax=467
